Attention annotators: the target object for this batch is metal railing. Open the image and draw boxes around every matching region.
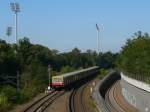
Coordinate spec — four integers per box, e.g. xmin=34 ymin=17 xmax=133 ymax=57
xmin=122 ymin=71 xmax=150 ymax=84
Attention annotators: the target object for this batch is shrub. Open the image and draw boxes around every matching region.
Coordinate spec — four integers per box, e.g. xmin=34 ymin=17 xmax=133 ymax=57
xmin=0 ymin=94 xmax=11 ymax=112
xmin=60 ymin=66 xmax=75 ymax=74
xmin=1 ymin=86 xmax=17 ymax=103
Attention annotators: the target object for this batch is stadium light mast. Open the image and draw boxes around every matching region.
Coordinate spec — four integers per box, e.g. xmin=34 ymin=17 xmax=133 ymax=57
xmin=10 ymin=2 xmax=20 ymax=44
xmin=10 ymin=2 xmax=21 ymax=92
xmin=96 ymin=23 xmax=100 ymax=53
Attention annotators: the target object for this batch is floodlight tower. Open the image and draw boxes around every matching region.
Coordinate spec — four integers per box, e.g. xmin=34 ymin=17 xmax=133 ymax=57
xmin=10 ymin=2 xmax=21 ymax=92
xmin=96 ymin=23 xmax=100 ymax=53
xmin=10 ymin=2 xmax=20 ymax=44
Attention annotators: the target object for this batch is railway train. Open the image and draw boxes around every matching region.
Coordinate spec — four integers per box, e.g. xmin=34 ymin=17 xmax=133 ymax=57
xmin=51 ymin=66 xmax=99 ymax=88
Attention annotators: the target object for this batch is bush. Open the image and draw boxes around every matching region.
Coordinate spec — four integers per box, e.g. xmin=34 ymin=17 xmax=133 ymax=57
xmin=18 ymin=87 xmax=35 ymax=103
xmin=60 ymin=66 xmax=75 ymax=74
xmin=0 ymin=94 xmax=11 ymax=112
xmin=1 ymin=86 xmax=17 ymax=103
xmin=18 ymin=79 xmax=43 ymax=103
xmin=97 ymin=68 xmax=108 ymax=79
xmin=100 ymin=68 xmax=108 ymax=75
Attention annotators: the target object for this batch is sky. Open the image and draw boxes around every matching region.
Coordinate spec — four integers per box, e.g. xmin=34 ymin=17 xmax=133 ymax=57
xmin=0 ymin=0 xmax=150 ymax=53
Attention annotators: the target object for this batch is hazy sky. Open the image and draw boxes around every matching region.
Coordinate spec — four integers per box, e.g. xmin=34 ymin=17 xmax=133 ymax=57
xmin=0 ymin=0 xmax=150 ymax=52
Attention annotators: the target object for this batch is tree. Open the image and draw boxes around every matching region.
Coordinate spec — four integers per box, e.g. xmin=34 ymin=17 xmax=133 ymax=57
xmin=98 ymin=52 xmax=117 ymax=69
xmin=117 ymin=31 xmax=150 ymax=74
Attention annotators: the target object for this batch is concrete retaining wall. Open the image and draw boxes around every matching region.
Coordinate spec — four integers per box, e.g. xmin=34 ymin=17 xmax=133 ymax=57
xmin=93 ymin=71 xmax=120 ymax=112
xmin=121 ymin=73 xmax=150 ymax=112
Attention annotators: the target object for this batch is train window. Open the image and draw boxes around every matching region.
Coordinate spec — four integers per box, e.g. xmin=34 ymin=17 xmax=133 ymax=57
xmin=53 ymin=77 xmax=62 ymax=82
xmin=58 ymin=78 xmax=62 ymax=82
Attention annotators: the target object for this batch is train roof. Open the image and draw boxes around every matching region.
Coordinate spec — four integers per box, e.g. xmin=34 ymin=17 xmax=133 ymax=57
xmin=53 ymin=66 xmax=99 ymax=78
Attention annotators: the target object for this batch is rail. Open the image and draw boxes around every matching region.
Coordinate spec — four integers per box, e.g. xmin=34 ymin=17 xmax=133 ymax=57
xmin=105 ymin=81 xmax=138 ymax=112
xmin=23 ymin=91 xmax=64 ymax=112
xmin=69 ymin=79 xmax=94 ymax=112
xmin=122 ymin=71 xmax=150 ymax=84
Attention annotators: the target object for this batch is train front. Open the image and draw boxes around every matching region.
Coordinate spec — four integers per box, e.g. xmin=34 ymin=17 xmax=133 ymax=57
xmin=51 ymin=76 xmax=64 ymax=88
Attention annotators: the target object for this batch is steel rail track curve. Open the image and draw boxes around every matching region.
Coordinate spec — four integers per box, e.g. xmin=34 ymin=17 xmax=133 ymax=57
xmin=23 ymin=91 xmax=55 ymax=112
xmin=69 ymin=80 xmax=93 ymax=112
xmin=23 ymin=90 xmax=65 ymax=112
xmin=69 ymin=88 xmax=77 ymax=112
xmin=105 ymin=81 xmax=138 ymax=112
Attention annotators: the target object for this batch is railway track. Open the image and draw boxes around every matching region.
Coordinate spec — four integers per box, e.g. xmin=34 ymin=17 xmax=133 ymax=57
xmin=23 ymin=90 xmax=64 ymax=112
xmin=69 ymin=80 xmax=93 ymax=112
xmin=69 ymin=88 xmax=78 ymax=112
xmin=105 ymin=81 xmax=138 ymax=112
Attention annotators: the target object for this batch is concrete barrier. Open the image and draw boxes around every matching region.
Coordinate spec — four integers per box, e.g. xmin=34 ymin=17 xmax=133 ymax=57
xmin=93 ymin=71 xmax=120 ymax=112
xmin=121 ymin=72 xmax=150 ymax=112
xmin=99 ymin=71 xmax=121 ymax=98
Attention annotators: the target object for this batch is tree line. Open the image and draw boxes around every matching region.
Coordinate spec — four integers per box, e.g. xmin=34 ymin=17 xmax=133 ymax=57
xmin=0 ymin=37 xmax=117 ymax=111
xmin=117 ymin=31 xmax=150 ymax=81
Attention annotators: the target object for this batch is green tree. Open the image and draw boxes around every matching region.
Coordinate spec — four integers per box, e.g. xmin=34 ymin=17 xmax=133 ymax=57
xmin=117 ymin=31 xmax=150 ymax=75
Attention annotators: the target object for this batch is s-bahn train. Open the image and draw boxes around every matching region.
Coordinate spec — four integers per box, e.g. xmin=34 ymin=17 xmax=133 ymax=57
xmin=51 ymin=66 xmax=99 ymax=88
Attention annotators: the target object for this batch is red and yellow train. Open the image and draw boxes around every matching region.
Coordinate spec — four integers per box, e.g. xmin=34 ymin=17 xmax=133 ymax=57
xmin=51 ymin=66 xmax=99 ymax=88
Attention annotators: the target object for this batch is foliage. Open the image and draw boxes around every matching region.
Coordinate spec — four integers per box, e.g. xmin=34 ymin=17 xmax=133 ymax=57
xmin=0 ymin=94 xmax=11 ymax=112
xmin=100 ymin=68 xmax=109 ymax=75
xmin=60 ymin=66 xmax=76 ymax=74
xmin=0 ymin=40 xmax=18 ymax=76
xmin=117 ymin=31 xmax=150 ymax=77
xmin=97 ymin=52 xmax=118 ymax=69
xmin=97 ymin=68 xmax=109 ymax=79
xmin=0 ymin=86 xmax=17 ymax=103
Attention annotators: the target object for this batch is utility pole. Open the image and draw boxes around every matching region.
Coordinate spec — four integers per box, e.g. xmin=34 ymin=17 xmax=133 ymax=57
xmin=10 ymin=2 xmax=21 ymax=92
xmin=48 ymin=64 xmax=51 ymax=91
xmin=96 ymin=23 xmax=100 ymax=53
